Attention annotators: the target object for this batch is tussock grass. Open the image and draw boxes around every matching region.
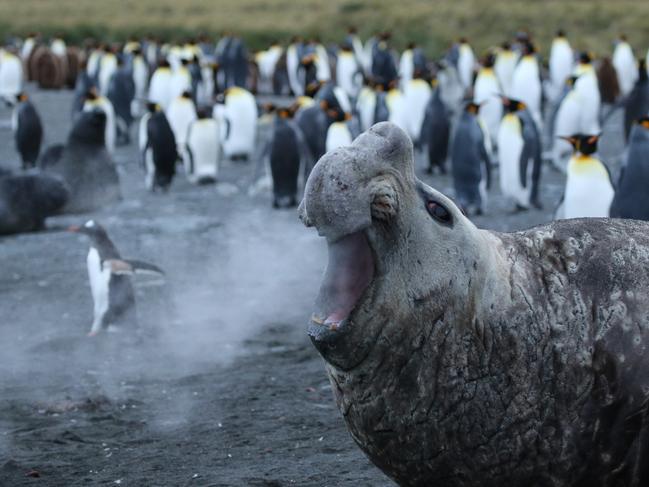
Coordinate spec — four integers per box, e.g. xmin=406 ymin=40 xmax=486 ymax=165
xmin=1 ymin=0 xmax=647 ymax=58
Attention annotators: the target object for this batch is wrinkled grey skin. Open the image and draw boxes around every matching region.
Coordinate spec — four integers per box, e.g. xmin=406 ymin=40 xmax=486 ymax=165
xmin=300 ymin=122 xmax=649 ymax=487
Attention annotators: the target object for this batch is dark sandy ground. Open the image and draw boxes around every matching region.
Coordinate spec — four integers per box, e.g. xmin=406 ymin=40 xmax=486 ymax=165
xmin=0 ymin=87 xmax=625 ymax=486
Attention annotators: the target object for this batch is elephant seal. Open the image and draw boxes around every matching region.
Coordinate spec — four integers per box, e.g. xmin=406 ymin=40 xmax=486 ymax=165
xmin=299 ymin=121 xmax=649 ymax=487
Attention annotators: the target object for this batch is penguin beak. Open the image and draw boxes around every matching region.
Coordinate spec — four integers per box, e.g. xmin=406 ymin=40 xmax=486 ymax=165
xmin=67 ymin=225 xmax=81 ymax=233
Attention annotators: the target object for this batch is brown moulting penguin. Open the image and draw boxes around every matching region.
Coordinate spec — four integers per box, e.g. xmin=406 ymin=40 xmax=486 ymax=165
xmin=299 ymin=121 xmax=649 ymax=487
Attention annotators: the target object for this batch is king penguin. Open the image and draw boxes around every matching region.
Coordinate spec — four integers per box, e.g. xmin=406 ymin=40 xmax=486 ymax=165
xmin=166 ymin=91 xmax=197 ymax=162
xmin=148 ymin=60 xmax=173 ymax=111
xmin=494 ymin=42 xmax=517 ymax=97
xmin=143 ymin=103 xmax=177 ymax=191
xmin=83 ymin=88 xmax=116 ymax=154
xmin=548 ymin=30 xmax=574 ymax=102
xmin=451 ymin=101 xmax=491 ymax=214
xmin=555 ymin=134 xmax=614 ymax=219
xmin=97 ymin=47 xmax=117 ymax=96
xmin=497 ymin=96 xmax=543 ymax=210
xmin=511 ymin=40 xmax=543 ymax=130
xmin=68 ymin=220 xmax=164 ymax=336
xmin=623 ymin=60 xmax=649 ymax=141
xmin=0 ymin=49 xmax=24 ymax=102
xmin=12 ymin=92 xmax=43 ymax=169
xmin=473 ymin=52 xmax=503 ymax=150
xmin=612 ymin=35 xmax=638 ymax=97
xmin=420 ymin=79 xmax=451 ymax=174
xmin=552 ymin=76 xmax=581 ymax=171
xmin=402 ymin=73 xmax=432 ymax=147
xmin=336 ymin=42 xmax=362 ymax=100
xmin=609 ymin=117 xmax=649 ymax=220
xmin=185 ymin=107 xmax=220 ymax=184
xmin=457 ymin=38 xmax=476 ymax=92
xmin=214 ymin=86 xmax=257 ymax=160
xmin=325 ymin=106 xmax=353 ymax=152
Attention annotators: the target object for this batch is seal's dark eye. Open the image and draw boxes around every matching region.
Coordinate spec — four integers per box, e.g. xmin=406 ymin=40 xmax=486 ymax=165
xmin=426 ymin=200 xmax=452 ymax=224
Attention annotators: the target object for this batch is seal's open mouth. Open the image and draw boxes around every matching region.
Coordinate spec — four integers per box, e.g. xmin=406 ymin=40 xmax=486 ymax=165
xmin=311 ymin=231 xmax=375 ymax=332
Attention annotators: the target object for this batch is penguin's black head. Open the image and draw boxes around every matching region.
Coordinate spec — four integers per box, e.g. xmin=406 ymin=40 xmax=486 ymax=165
xmin=579 ymin=51 xmax=592 ymax=64
xmin=522 ymin=40 xmax=536 ymax=56
xmin=306 ymin=81 xmax=323 ymax=98
xmin=566 ymin=75 xmax=579 ymax=87
xmin=67 ymin=220 xmax=107 ymax=240
xmin=482 ymin=53 xmax=495 ymax=68
xmin=85 ymin=88 xmax=99 ymax=101
xmin=180 ymin=91 xmax=192 ymax=99
xmin=500 ymin=96 xmax=526 ymax=113
xmin=559 ymin=134 xmax=600 ymax=156
xmin=146 ymin=102 xmax=160 ymax=113
xmin=159 ymin=59 xmax=171 ymax=69
xmin=196 ymin=106 xmax=212 ymax=119
xmin=277 ymin=106 xmax=294 ymax=119
xmin=556 ymin=29 xmax=566 ymax=38
xmin=15 ymin=92 xmax=28 ymax=103
xmin=501 ymin=41 xmax=512 ymax=51
xmin=301 ymin=54 xmax=316 ymax=66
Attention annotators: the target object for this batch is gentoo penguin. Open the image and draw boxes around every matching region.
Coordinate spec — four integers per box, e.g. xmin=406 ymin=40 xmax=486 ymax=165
xmin=420 ymin=81 xmax=451 ymax=174
xmin=623 ymin=60 xmax=649 ymax=141
xmin=266 ymin=106 xmax=311 ymax=208
xmin=451 ymin=101 xmax=491 ymax=214
xmin=185 ymin=107 xmax=220 ymax=184
xmin=336 ymin=43 xmax=362 ymax=99
xmin=494 ymin=42 xmax=517 ymax=96
xmin=456 ymin=38 xmax=476 ymax=92
xmin=214 ymin=86 xmax=257 ymax=160
xmin=166 ymin=91 xmax=197 ymax=161
xmin=497 ymin=97 xmax=543 ymax=210
xmin=548 ymin=30 xmax=574 ymax=102
xmin=83 ymin=88 xmax=116 ymax=154
xmin=143 ymin=103 xmax=177 ymax=191
xmin=0 ymin=170 xmax=68 ymax=235
xmin=106 ymin=59 xmax=135 ymax=145
xmin=556 ymin=134 xmax=614 ymax=219
xmin=612 ymin=35 xmax=637 ymax=97
xmin=41 ymin=109 xmax=121 ymax=213
xmin=473 ymin=53 xmax=502 ymax=149
xmin=148 ymin=60 xmax=173 ymax=110
xmin=552 ymin=76 xmax=581 ymax=171
xmin=68 ymin=220 xmax=164 ymax=336
xmin=609 ymin=117 xmax=649 ymax=219
xmin=12 ymin=93 xmax=43 ymax=169
xmin=572 ymin=52 xmax=601 ymax=134
xmin=97 ymin=47 xmax=117 ymax=96
xmin=0 ymin=49 xmax=23 ymax=102
xmin=402 ymin=74 xmax=432 ymax=147
xmin=510 ymin=41 xmax=542 ymax=129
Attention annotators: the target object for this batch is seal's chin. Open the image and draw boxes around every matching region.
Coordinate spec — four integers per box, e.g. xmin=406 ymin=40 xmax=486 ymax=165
xmin=309 ymin=231 xmax=375 ymax=340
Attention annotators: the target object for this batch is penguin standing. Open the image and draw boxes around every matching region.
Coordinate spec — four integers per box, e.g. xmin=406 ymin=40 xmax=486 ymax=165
xmin=325 ymin=109 xmax=353 ymax=152
xmin=83 ymin=88 xmax=116 ymax=154
xmin=386 ymin=85 xmax=408 ymax=134
xmin=148 ymin=60 xmax=173 ymax=110
xmin=12 ymin=92 xmax=43 ymax=169
xmin=0 ymin=49 xmax=23 ymax=102
xmin=457 ymin=39 xmax=476 ymax=92
xmin=68 ymin=220 xmax=164 ymax=336
xmin=623 ymin=60 xmax=649 ymax=141
xmin=451 ymin=101 xmax=491 ymax=214
xmin=355 ymin=82 xmax=377 ymax=132
xmin=266 ymin=106 xmax=311 ymax=208
xmin=556 ymin=134 xmax=614 ymax=219
xmin=612 ymin=35 xmax=637 ymax=97
xmin=130 ymin=49 xmax=149 ymax=117
xmin=143 ymin=103 xmax=177 ymax=191
xmin=420 ymin=81 xmax=451 ymax=174
xmin=552 ymin=76 xmax=581 ymax=171
xmin=402 ymin=75 xmax=432 ymax=147
xmin=106 ymin=59 xmax=135 ymax=145
xmin=97 ymin=47 xmax=117 ymax=96
xmin=548 ymin=31 xmax=574 ymax=102
xmin=169 ymin=58 xmax=192 ymax=101
xmin=370 ymin=33 xmax=398 ymax=88
xmin=398 ymin=43 xmax=415 ymax=89
xmin=214 ymin=86 xmax=257 ymax=160
xmin=286 ymin=37 xmax=304 ymax=96
xmin=166 ymin=91 xmax=197 ymax=161
xmin=185 ymin=107 xmax=220 ymax=184
xmin=336 ymin=43 xmax=362 ymax=100
xmin=511 ymin=41 xmax=542 ymax=129
xmin=497 ymin=97 xmax=543 ymax=210
xmin=473 ymin=53 xmax=502 ymax=150
xmin=573 ymin=53 xmax=601 ymax=134
xmin=609 ymin=118 xmax=649 ymax=219
xmin=494 ymin=42 xmax=517 ymax=96
xmin=256 ymin=42 xmax=283 ymax=94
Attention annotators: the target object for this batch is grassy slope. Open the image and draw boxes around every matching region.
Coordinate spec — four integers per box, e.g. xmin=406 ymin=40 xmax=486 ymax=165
xmin=0 ymin=0 xmax=647 ymax=58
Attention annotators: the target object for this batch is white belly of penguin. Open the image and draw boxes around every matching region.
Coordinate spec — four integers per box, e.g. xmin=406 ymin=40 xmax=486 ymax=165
xmin=498 ymin=117 xmax=530 ymax=206
xmin=326 ymin=123 xmax=353 ymax=152
xmin=87 ymin=247 xmax=111 ymax=333
xmin=186 ymin=120 xmax=220 ymax=182
xmin=564 ymin=161 xmax=614 ymax=218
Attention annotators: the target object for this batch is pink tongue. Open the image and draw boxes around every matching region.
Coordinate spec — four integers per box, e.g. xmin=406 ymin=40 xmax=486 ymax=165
xmin=317 ymin=232 xmax=374 ymax=324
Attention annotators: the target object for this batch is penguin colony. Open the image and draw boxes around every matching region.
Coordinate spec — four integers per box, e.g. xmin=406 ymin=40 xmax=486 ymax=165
xmin=1 ymin=29 xmax=649 ymax=336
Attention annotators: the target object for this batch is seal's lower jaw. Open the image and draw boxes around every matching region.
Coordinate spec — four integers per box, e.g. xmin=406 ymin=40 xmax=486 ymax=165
xmin=309 ymin=231 xmax=375 ymax=368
